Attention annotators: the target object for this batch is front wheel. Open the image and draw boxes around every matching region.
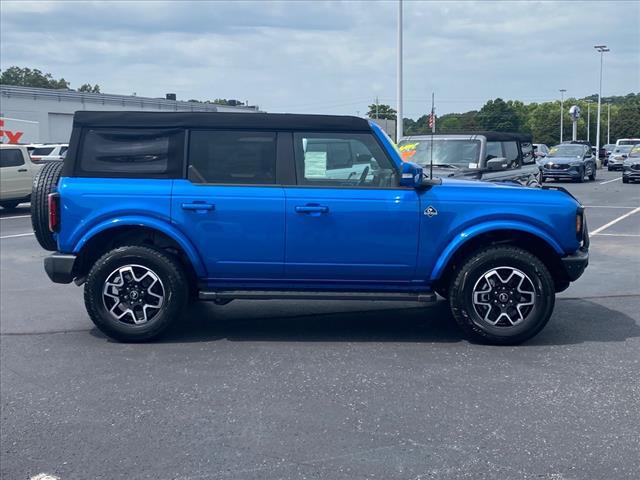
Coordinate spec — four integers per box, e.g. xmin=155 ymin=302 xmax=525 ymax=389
xmin=575 ymin=167 xmax=585 ymax=183
xmin=84 ymin=245 xmax=188 ymax=342
xmin=448 ymin=246 xmax=555 ymax=345
xmin=588 ymin=164 xmax=596 ymax=181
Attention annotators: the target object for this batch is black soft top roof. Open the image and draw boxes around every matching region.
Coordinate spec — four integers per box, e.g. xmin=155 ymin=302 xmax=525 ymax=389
xmin=407 ymin=131 xmax=533 ymax=142
xmin=73 ymin=111 xmax=372 ymax=132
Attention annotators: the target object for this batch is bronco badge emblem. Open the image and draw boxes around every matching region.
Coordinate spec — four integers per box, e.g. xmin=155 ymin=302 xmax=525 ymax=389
xmin=424 ymin=206 xmax=438 ymax=217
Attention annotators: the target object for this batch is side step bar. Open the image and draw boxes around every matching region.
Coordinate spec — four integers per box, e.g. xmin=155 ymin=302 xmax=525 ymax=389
xmin=199 ymin=290 xmax=436 ymax=303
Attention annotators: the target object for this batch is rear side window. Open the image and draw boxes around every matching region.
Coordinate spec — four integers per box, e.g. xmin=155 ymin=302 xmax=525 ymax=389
xmin=188 ymin=130 xmax=277 ymax=184
xmin=78 ymin=128 xmax=184 ymax=178
xmin=0 ymin=149 xmax=25 ymax=167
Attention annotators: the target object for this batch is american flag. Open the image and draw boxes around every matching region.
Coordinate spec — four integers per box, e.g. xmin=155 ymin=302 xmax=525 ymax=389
xmin=428 ymin=112 xmax=436 ymax=130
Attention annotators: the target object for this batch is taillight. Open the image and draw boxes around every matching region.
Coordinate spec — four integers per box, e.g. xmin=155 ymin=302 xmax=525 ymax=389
xmin=576 ymin=207 xmax=584 ymax=241
xmin=48 ymin=193 xmax=60 ymax=232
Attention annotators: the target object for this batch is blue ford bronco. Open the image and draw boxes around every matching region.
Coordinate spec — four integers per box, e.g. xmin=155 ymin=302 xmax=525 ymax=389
xmin=32 ymin=111 xmax=589 ymax=344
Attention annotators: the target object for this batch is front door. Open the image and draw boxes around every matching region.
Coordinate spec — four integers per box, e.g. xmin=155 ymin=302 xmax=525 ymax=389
xmin=284 ymin=132 xmax=420 ymax=284
xmin=171 ymin=130 xmax=285 ymax=281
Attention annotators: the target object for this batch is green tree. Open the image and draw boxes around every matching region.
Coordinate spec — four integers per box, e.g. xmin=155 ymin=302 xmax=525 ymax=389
xmin=610 ymin=101 xmax=640 ymax=141
xmin=367 ymin=103 xmax=397 ymax=120
xmin=0 ymin=66 xmax=69 ymax=89
xmin=78 ymin=83 xmax=100 ymax=93
xmin=477 ymin=98 xmax=521 ymax=132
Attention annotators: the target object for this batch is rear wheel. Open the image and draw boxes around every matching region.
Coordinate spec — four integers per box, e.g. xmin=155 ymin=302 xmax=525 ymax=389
xmin=449 ymin=246 xmax=555 ymax=345
xmin=84 ymin=245 xmax=188 ymax=342
xmin=31 ymin=161 xmax=63 ymax=251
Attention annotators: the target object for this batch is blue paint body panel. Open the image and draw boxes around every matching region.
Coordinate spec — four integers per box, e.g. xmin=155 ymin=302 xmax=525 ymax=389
xmin=55 ymin=120 xmax=583 ymax=292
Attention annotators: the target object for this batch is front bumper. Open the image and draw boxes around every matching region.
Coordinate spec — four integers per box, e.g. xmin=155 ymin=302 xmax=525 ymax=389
xmin=561 ymin=249 xmax=589 ymax=281
xmin=541 ymin=166 xmax=581 ymax=179
xmin=44 ymin=253 xmax=77 ymax=284
xmin=622 ymin=169 xmax=640 ymax=180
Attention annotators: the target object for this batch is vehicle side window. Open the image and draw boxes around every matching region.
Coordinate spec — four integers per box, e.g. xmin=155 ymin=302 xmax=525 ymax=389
xmin=78 ymin=128 xmax=184 ymax=178
xmin=60 ymin=146 xmax=68 ymax=155
xmin=486 ymin=141 xmax=502 ymax=160
xmin=293 ymin=132 xmax=397 ymax=187
xmin=188 ymin=131 xmax=276 ymax=185
xmin=503 ymin=141 xmax=520 ymax=168
xmin=0 ymin=149 xmax=25 ymax=168
xmin=31 ymin=147 xmax=54 ymax=156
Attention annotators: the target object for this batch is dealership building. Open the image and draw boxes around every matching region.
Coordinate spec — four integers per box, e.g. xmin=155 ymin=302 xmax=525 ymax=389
xmin=0 ymin=85 xmax=260 ymax=144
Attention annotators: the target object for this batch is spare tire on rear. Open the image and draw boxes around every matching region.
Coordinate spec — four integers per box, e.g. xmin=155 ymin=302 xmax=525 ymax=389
xmin=31 ymin=161 xmax=63 ymax=251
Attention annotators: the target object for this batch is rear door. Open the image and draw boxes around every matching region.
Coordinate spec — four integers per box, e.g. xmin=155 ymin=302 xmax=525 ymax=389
xmin=0 ymin=148 xmax=31 ymax=200
xmin=171 ymin=130 xmax=285 ymax=282
xmin=283 ymin=131 xmax=420 ymax=283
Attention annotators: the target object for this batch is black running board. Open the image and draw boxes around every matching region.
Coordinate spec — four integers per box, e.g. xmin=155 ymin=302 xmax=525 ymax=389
xmin=199 ymin=290 xmax=436 ymax=303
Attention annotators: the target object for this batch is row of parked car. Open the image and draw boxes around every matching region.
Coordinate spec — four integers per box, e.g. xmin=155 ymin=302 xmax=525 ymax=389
xmin=397 ymin=133 xmax=639 ymax=185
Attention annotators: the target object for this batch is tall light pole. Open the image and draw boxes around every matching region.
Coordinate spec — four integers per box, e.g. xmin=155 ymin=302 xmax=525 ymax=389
xmin=559 ymin=89 xmax=567 ymax=143
xmin=586 ymin=100 xmax=591 ymax=142
xmin=594 ymin=45 xmax=609 ymax=164
xmin=607 ymin=103 xmax=611 ymax=144
xmin=396 ymin=0 xmax=403 ymax=142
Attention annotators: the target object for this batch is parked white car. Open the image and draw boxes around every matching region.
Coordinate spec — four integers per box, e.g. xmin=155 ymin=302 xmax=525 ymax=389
xmin=27 ymin=143 xmax=68 ymax=163
xmin=0 ymin=144 xmax=41 ymax=209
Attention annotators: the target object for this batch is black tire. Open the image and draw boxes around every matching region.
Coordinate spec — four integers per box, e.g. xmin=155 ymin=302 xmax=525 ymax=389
xmin=31 ymin=161 xmax=63 ymax=251
xmin=588 ymin=165 xmax=596 ymax=181
xmin=608 ymin=166 xmax=613 ymax=171
xmin=84 ymin=245 xmax=188 ymax=342
xmin=622 ymin=177 xmax=629 ymax=184
xmin=1 ymin=201 xmax=19 ymax=209
xmin=539 ymin=175 xmax=545 ymax=183
xmin=448 ymin=246 xmax=555 ymax=345
xmin=574 ymin=167 xmax=585 ymax=183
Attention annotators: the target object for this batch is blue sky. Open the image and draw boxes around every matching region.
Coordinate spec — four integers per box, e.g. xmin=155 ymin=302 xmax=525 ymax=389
xmin=1 ymin=0 xmax=638 ymax=118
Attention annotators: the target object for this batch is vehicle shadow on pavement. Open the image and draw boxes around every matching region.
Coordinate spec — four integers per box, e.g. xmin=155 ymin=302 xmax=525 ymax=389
xmin=91 ymin=296 xmax=640 ymax=346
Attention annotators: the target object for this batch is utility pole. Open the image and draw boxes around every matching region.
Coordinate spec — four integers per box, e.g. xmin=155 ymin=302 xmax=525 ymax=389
xmin=594 ymin=45 xmax=609 ymax=165
xmin=375 ymin=96 xmax=379 ymax=119
xmin=559 ymin=89 xmax=566 ymax=143
xmin=431 ymin=92 xmax=435 ymax=133
xmin=607 ymin=103 xmax=611 ymax=144
xmin=396 ymin=0 xmax=403 ymax=142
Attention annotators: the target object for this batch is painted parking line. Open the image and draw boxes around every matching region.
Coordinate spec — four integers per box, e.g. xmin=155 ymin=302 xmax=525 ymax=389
xmin=591 ymin=206 xmax=640 ymax=235
xmin=584 ymin=205 xmax=638 ymax=209
xmin=0 ymin=232 xmax=34 ymax=239
xmin=599 ymin=177 xmax=622 ymax=185
xmin=0 ymin=215 xmax=31 ymax=220
xmin=593 ymin=233 xmax=640 ymax=237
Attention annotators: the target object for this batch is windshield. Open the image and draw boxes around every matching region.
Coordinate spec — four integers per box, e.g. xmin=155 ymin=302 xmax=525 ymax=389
xmin=548 ymin=145 xmax=585 ymax=157
xmin=397 ymin=139 xmax=481 ymax=168
xmin=618 ymin=140 xmax=640 ymax=146
xmin=31 ymin=147 xmax=54 ymax=156
xmin=630 ymin=145 xmax=640 ymax=158
xmin=614 ymin=145 xmax=633 ymax=154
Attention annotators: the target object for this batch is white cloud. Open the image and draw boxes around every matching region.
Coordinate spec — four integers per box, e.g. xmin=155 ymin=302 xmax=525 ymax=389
xmin=1 ymin=0 xmax=637 ymax=118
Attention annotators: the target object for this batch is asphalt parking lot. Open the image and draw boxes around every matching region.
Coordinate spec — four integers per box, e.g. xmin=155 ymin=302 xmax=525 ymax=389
xmin=1 ymin=169 xmax=639 ymax=480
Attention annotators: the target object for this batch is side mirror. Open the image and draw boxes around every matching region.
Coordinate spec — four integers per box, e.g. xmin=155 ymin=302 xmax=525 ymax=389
xmin=400 ymin=162 xmax=441 ymax=188
xmin=486 ymin=157 xmax=508 ymax=171
xmin=400 ymin=162 xmax=425 ymax=188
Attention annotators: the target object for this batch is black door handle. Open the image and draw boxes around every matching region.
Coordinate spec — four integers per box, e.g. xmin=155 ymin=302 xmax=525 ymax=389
xmin=17 ymin=168 xmax=27 ymax=172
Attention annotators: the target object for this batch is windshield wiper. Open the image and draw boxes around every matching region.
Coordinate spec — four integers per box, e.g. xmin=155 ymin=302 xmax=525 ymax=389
xmin=432 ymin=163 xmax=460 ymax=169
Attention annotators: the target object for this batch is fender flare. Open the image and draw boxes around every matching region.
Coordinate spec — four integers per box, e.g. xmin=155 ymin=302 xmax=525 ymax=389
xmin=72 ymin=215 xmax=206 ymax=278
xmin=430 ymin=220 xmax=563 ymax=281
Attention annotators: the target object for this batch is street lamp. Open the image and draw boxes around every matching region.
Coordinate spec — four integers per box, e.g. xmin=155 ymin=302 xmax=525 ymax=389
xmin=559 ymin=89 xmax=567 ymax=143
xmin=586 ymin=100 xmax=591 ymax=142
xmin=396 ymin=0 xmax=403 ymax=142
xmin=594 ymin=45 xmax=609 ymax=165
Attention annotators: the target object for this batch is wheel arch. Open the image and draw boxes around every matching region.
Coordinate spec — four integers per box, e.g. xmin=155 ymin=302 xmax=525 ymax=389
xmin=431 ymin=223 xmax=569 ymax=293
xmin=72 ymin=218 xmax=206 ymax=281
